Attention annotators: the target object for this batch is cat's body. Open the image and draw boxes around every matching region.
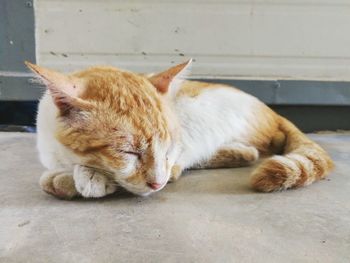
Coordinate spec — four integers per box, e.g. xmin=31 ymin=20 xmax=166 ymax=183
xmin=37 ymin=81 xmax=259 ymax=171
xmin=27 ymin=60 xmax=333 ymax=199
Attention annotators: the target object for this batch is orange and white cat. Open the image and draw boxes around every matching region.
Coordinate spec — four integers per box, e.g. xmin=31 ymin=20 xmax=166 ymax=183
xmin=25 ymin=60 xmax=334 ymax=199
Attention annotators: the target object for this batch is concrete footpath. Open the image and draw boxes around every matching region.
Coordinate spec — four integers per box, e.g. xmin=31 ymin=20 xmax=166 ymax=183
xmin=0 ymin=132 xmax=349 ymax=263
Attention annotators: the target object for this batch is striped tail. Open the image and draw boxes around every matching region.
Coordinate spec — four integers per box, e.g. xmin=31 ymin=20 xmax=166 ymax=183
xmin=251 ymin=117 xmax=334 ymax=192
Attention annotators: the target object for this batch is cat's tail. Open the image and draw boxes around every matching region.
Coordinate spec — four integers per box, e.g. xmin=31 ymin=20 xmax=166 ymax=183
xmin=251 ymin=116 xmax=334 ymax=192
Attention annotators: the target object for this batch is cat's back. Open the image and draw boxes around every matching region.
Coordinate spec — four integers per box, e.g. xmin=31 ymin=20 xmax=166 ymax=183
xmin=176 ymin=80 xmax=243 ymax=98
xmin=175 ymin=80 xmax=262 ymax=110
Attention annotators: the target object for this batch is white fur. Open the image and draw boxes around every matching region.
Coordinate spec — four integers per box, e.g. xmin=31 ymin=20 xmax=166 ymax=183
xmin=287 ymin=153 xmax=315 ymax=186
xmin=271 ymin=156 xmax=301 ymax=188
xmin=73 ymin=165 xmax=117 ymax=198
xmin=36 ymin=77 xmax=263 ymax=197
xmin=36 ymin=92 xmax=81 ymax=170
xmin=167 ymin=59 xmax=192 ymax=99
xmin=37 ymin=93 xmax=120 ymax=197
xmin=150 ymin=136 xmax=169 ymax=185
xmin=173 ymin=87 xmax=259 ymax=169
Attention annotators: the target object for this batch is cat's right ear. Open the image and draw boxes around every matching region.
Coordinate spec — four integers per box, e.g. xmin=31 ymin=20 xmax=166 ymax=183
xmin=149 ymin=59 xmax=192 ymax=98
xmin=25 ymin=61 xmax=89 ymax=113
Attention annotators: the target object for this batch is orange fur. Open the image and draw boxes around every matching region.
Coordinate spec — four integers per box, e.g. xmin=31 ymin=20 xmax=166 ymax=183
xmin=173 ymin=82 xmax=334 ymax=192
xmin=28 ymin=63 xmax=174 ymax=194
xmin=193 ymin=145 xmax=258 ymax=169
xmin=39 ymin=170 xmax=78 ymax=199
xmin=26 ymin=61 xmax=334 ymax=197
xmin=250 ymin=116 xmax=334 ymax=192
xmin=55 ymin=67 xmax=170 ymax=174
xmin=176 ymin=81 xmax=242 ymax=98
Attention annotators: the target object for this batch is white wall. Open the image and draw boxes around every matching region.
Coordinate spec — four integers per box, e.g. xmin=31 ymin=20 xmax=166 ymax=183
xmin=36 ymin=0 xmax=350 ymax=80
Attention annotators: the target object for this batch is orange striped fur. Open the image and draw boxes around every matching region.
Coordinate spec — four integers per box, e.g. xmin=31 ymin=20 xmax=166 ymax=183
xmin=250 ymin=116 xmax=334 ymax=192
xmin=26 ymin=61 xmax=334 ymax=198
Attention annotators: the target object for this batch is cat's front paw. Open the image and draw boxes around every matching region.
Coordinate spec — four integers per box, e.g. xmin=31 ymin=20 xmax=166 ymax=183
xmin=40 ymin=170 xmax=78 ymax=199
xmin=73 ymin=165 xmax=118 ymax=198
xmin=168 ymin=165 xmax=183 ymax=183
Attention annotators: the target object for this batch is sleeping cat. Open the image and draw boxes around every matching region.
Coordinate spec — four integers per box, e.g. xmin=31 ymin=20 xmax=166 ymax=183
xmin=25 ymin=60 xmax=334 ymax=199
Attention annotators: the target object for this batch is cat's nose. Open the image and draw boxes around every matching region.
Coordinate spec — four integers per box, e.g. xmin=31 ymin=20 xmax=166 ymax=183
xmin=147 ymin=182 xmax=162 ymax=190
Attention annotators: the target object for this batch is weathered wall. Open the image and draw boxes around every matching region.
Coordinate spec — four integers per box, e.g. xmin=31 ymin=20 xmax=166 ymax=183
xmin=36 ymin=0 xmax=350 ymax=80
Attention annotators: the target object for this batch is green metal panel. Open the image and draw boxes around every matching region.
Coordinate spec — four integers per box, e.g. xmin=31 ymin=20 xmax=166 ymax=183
xmin=271 ymin=106 xmax=350 ymax=133
xmin=0 ymin=76 xmax=43 ymax=100
xmin=0 ymin=0 xmax=349 ymax=107
xmin=200 ymin=79 xmax=350 ymax=106
xmin=0 ymin=0 xmax=36 ymax=71
xmin=0 ymin=0 xmax=37 ymax=100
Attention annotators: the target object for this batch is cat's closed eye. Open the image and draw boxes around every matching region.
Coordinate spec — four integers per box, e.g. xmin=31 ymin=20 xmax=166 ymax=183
xmin=120 ymin=150 xmax=141 ymax=160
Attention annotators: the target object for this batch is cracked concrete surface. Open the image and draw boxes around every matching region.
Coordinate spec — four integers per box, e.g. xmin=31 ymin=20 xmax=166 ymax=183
xmin=0 ymin=132 xmax=349 ymax=262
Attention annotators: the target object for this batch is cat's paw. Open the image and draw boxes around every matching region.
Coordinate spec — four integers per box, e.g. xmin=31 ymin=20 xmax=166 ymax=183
xmin=168 ymin=165 xmax=182 ymax=183
xmin=73 ymin=165 xmax=118 ymax=198
xmin=40 ymin=170 xmax=79 ymax=199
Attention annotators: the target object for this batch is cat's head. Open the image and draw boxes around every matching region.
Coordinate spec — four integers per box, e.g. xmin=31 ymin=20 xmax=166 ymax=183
xmin=26 ymin=60 xmax=191 ymax=195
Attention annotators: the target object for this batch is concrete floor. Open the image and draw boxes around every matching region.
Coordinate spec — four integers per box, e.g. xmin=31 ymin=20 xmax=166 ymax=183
xmin=0 ymin=132 xmax=349 ymax=263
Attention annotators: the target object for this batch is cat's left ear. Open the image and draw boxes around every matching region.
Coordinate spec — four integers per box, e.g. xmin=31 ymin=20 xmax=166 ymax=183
xmin=25 ymin=61 xmax=89 ymax=113
xmin=149 ymin=59 xmax=192 ymax=97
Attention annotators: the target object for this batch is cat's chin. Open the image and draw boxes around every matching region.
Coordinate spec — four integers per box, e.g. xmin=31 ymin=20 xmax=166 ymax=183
xmin=118 ymin=178 xmax=168 ymax=197
xmin=126 ymin=186 xmax=163 ymax=197
xmin=117 ymin=183 xmax=155 ymax=197
xmin=136 ymin=191 xmax=153 ymax=197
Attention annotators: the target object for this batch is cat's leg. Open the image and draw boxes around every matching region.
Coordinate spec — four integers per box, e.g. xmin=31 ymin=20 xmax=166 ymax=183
xmin=169 ymin=143 xmax=259 ymax=183
xmin=193 ymin=143 xmax=259 ymax=169
xmin=169 ymin=164 xmax=183 ymax=182
xmin=73 ymin=165 xmax=118 ymax=198
xmin=39 ymin=169 xmax=79 ymax=199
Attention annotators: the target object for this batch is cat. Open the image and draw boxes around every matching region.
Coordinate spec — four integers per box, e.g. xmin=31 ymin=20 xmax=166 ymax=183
xmin=25 ymin=60 xmax=334 ymax=199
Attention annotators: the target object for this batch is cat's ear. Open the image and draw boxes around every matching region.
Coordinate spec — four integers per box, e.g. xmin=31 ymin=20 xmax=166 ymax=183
xmin=149 ymin=59 xmax=192 ymax=97
xmin=25 ymin=61 xmax=88 ymax=113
